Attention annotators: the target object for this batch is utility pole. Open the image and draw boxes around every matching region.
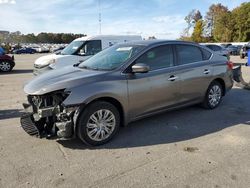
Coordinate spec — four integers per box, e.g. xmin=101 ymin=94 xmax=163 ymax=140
xmin=98 ymin=0 xmax=102 ymax=35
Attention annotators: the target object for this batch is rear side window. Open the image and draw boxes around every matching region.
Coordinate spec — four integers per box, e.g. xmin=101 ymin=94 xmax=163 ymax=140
xmin=176 ymin=45 xmax=203 ymax=65
xmin=136 ymin=45 xmax=174 ymax=71
xmin=201 ymin=48 xmax=212 ymax=60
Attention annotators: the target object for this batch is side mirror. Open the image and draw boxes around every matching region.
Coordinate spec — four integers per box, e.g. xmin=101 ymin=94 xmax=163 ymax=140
xmin=79 ymin=49 xmax=86 ymax=56
xmin=132 ymin=63 xmax=150 ymax=73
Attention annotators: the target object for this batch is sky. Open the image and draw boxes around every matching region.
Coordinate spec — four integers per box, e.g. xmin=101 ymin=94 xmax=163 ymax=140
xmin=0 ymin=0 xmax=247 ymax=39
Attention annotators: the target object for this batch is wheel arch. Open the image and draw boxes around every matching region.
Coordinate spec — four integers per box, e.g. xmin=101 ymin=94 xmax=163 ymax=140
xmin=89 ymin=97 xmax=125 ymax=126
xmin=211 ymin=78 xmax=226 ymax=96
xmin=74 ymin=96 xmax=126 ymax=132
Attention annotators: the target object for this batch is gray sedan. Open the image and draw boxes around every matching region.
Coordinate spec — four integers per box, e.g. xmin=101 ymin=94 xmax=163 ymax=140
xmin=21 ymin=40 xmax=234 ymax=146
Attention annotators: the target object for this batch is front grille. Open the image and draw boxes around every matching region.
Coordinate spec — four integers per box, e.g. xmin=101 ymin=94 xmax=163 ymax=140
xmin=20 ymin=113 xmax=41 ymax=137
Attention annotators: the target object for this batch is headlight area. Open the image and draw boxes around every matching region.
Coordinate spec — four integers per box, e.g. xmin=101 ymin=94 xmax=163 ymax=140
xmin=20 ymin=89 xmax=78 ymax=139
xmin=34 ymin=59 xmax=55 ymax=69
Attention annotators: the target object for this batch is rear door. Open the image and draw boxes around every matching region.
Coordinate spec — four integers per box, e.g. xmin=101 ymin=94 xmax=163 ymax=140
xmin=126 ymin=44 xmax=181 ymax=119
xmin=175 ymin=44 xmax=213 ymax=102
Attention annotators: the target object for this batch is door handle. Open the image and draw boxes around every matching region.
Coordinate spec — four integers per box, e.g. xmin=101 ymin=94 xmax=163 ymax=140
xmin=168 ymin=75 xmax=178 ymax=81
xmin=203 ymin=69 xmax=210 ymax=74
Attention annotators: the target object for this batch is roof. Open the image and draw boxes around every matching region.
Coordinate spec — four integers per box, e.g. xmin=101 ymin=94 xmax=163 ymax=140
xmin=118 ymin=39 xmax=199 ymax=47
xmin=74 ymin=35 xmax=142 ymax=41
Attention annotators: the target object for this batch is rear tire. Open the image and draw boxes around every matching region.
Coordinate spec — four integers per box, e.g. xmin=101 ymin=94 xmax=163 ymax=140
xmin=77 ymin=101 xmax=120 ymax=146
xmin=202 ymin=81 xmax=223 ymax=109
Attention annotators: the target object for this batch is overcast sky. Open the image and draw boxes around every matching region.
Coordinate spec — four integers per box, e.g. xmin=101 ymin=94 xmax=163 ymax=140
xmin=0 ymin=0 xmax=247 ymax=39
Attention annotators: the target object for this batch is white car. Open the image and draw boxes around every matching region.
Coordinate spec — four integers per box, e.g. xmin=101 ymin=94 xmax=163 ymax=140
xmin=33 ymin=35 xmax=142 ymax=75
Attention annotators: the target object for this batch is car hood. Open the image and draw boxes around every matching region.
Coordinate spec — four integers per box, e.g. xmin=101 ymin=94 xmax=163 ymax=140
xmin=0 ymin=54 xmax=13 ymax=61
xmin=34 ymin=54 xmax=74 ymax=66
xmin=24 ymin=66 xmax=107 ymax=95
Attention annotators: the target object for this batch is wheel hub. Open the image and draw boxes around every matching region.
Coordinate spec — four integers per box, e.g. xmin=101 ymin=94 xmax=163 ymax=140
xmin=208 ymin=85 xmax=221 ymax=107
xmin=86 ymin=109 xmax=116 ymax=141
xmin=0 ymin=62 xmax=11 ymax=71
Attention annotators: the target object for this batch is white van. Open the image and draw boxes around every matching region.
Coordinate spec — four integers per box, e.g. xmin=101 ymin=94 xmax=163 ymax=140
xmin=33 ymin=35 xmax=142 ymax=75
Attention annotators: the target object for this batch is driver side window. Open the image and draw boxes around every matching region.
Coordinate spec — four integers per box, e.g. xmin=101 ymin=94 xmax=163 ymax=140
xmin=135 ymin=45 xmax=174 ymax=71
xmin=78 ymin=40 xmax=102 ymax=56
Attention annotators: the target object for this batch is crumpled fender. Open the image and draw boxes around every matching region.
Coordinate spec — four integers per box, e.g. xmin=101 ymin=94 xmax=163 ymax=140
xmin=233 ymin=66 xmax=250 ymax=90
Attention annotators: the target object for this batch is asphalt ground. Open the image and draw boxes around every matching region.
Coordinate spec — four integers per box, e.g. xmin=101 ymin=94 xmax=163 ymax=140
xmin=0 ymin=54 xmax=250 ymax=188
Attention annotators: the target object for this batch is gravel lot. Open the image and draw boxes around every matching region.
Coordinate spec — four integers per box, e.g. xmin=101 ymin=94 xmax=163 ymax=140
xmin=0 ymin=54 xmax=250 ymax=188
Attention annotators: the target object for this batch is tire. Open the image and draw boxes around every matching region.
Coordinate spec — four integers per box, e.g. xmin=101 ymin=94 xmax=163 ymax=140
xmin=77 ymin=101 xmax=120 ymax=146
xmin=202 ymin=81 xmax=223 ymax=109
xmin=0 ymin=61 xmax=13 ymax=72
xmin=240 ymin=54 xmax=245 ymax=59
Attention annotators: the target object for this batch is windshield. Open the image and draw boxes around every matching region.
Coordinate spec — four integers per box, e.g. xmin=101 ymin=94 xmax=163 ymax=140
xmin=79 ymin=44 xmax=145 ymax=70
xmin=61 ymin=40 xmax=84 ymax=55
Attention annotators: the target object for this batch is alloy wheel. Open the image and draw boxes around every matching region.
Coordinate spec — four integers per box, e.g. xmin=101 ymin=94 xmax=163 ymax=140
xmin=0 ymin=61 xmax=11 ymax=72
xmin=86 ymin=109 xmax=116 ymax=141
xmin=208 ymin=85 xmax=222 ymax=107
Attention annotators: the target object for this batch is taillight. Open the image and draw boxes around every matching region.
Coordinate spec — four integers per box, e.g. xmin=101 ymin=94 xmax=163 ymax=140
xmin=227 ymin=61 xmax=233 ymax=70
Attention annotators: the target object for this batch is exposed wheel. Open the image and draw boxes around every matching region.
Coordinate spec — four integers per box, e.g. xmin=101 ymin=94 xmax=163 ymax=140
xmin=0 ymin=61 xmax=13 ymax=72
xmin=77 ymin=101 xmax=120 ymax=146
xmin=202 ymin=81 xmax=223 ymax=109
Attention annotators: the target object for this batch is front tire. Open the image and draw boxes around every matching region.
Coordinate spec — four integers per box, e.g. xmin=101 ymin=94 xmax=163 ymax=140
xmin=202 ymin=81 xmax=223 ymax=109
xmin=0 ymin=61 xmax=13 ymax=72
xmin=77 ymin=101 xmax=120 ymax=146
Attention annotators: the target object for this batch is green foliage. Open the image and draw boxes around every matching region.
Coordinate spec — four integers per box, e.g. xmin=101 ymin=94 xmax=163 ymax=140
xmin=0 ymin=32 xmax=86 ymax=44
xmin=205 ymin=3 xmax=228 ymax=38
xmin=213 ymin=11 xmax=234 ymax=42
xmin=231 ymin=2 xmax=250 ymax=41
xmin=192 ymin=20 xmax=204 ymax=42
xmin=182 ymin=2 xmax=250 ymax=42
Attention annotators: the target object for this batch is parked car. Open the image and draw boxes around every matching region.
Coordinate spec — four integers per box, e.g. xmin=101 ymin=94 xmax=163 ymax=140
xmin=33 ymin=35 xmax=142 ymax=75
xmin=236 ymin=45 xmax=243 ymax=54
xmin=13 ymin=47 xmax=36 ymax=54
xmin=204 ymin=44 xmax=230 ymax=59
xmin=0 ymin=54 xmax=15 ymax=72
xmin=51 ymin=46 xmax=65 ymax=53
xmin=21 ymin=40 xmax=234 ymax=146
xmin=220 ymin=43 xmax=232 ymax=48
xmin=226 ymin=45 xmax=239 ymax=55
xmin=240 ymin=42 xmax=250 ymax=59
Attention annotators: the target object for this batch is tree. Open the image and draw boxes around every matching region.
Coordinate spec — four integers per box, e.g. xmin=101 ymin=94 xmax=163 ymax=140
xmin=183 ymin=9 xmax=203 ymax=38
xmin=24 ymin=33 xmax=37 ymax=43
xmin=204 ymin=3 xmax=228 ymax=38
xmin=193 ymin=10 xmax=202 ymax=22
xmin=213 ymin=11 xmax=233 ymax=42
xmin=192 ymin=20 xmax=204 ymax=42
xmin=184 ymin=9 xmax=195 ymax=37
xmin=231 ymin=2 xmax=250 ymax=41
xmin=183 ymin=2 xmax=250 ymax=42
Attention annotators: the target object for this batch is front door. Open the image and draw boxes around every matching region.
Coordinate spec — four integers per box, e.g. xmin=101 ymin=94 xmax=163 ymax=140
xmin=126 ymin=45 xmax=181 ymax=120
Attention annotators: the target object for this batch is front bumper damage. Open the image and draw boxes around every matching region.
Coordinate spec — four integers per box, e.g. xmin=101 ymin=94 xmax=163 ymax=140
xmin=20 ymin=91 xmax=78 ymax=139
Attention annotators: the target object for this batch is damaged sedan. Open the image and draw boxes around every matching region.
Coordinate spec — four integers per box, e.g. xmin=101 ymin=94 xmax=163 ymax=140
xmin=21 ymin=40 xmax=234 ymax=146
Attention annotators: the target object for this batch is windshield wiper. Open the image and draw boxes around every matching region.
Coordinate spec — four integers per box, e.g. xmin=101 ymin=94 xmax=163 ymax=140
xmin=79 ymin=66 xmax=105 ymax=71
xmin=73 ymin=62 xmax=81 ymax=67
xmin=80 ymin=65 xmax=91 ymax=69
